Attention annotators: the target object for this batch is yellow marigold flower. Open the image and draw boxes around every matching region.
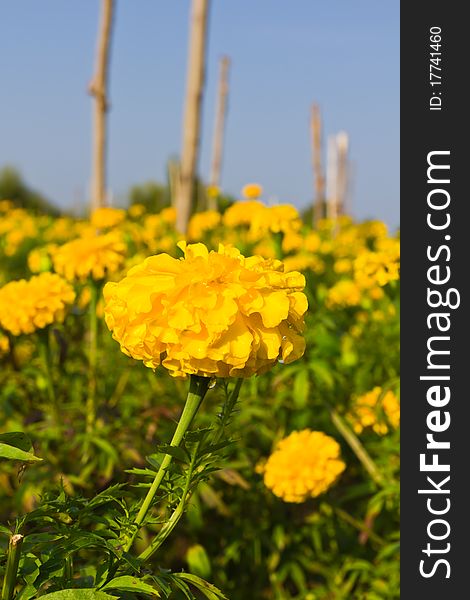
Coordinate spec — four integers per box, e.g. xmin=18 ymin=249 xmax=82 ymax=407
xmin=326 ymin=280 xmax=361 ymax=308
xmin=206 ymin=185 xmax=220 ymax=199
xmin=160 ymin=207 xmax=177 ymax=225
xmin=27 ymin=244 xmax=57 ymax=274
xmin=128 ymin=203 xmax=146 ymax=218
xmin=0 ymin=200 xmax=14 ymax=212
xmin=250 ymin=204 xmax=301 ymax=240
xmin=260 ymin=430 xmax=345 ymax=503
xmin=304 ymin=231 xmax=321 ymax=253
xmin=53 ymin=232 xmax=126 ymax=282
xmin=368 ymin=286 xmax=385 ymax=301
xmin=187 ymin=210 xmax=221 ymax=241
xmin=348 ymin=387 xmax=400 ymax=435
xmin=242 ymin=183 xmax=263 ymax=199
xmin=90 ymin=206 xmax=126 ymax=229
xmin=223 ymin=200 xmax=264 ymax=228
xmin=0 ymin=273 xmax=75 ymax=336
xmin=354 ymin=250 xmax=400 ymax=288
xmin=103 ymin=242 xmax=308 ymax=378
xmin=282 ymin=231 xmax=304 ymax=253
xmin=0 ymin=333 xmax=9 ymax=356
xmin=282 ymin=253 xmax=325 ymax=274
xmin=334 ymin=258 xmax=353 ymax=275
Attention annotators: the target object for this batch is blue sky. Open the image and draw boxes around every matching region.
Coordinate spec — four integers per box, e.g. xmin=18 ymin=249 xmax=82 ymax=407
xmin=0 ymin=1 xmax=399 ymax=227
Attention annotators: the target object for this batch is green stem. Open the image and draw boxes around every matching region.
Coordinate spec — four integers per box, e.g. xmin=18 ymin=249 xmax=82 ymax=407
xmin=38 ymin=329 xmax=60 ymax=425
xmin=212 ymin=378 xmax=243 ymax=444
xmin=329 ymin=407 xmax=384 ymax=487
xmin=1 ymin=534 xmax=24 ymax=600
xmin=139 ymin=445 xmax=198 ymax=562
xmin=334 ymin=507 xmax=385 ymax=546
xmin=86 ymin=281 xmax=99 ymax=435
xmin=139 ymin=378 xmax=243 ymax=562
xmin=122 ymin=374 xmax=210 ymax=553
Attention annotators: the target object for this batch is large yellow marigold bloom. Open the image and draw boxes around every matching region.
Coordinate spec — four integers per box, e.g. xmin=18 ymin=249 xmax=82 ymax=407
xmin=0 ymin=273 xmax=75 ymax=336
xmin=103 ymin=242 xmax=308 ymax=378
xmin=260 ymin=430 xmax=345 ymax=503
xmin=90 ymin=206 xmax=126 ymax=229
xmin=52 ymin=232 xmax=126 ymax=282
xmin=241 ymin=183 xmax=263 ymax=199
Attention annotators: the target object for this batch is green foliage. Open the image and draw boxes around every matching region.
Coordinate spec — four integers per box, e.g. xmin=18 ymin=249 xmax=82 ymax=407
xmin=0 ymin=167 xmax=59 ymax=216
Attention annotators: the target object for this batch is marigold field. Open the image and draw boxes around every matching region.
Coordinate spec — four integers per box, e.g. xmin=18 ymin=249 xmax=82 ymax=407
xmin=0 ymin=197 xmax=400 ymax=599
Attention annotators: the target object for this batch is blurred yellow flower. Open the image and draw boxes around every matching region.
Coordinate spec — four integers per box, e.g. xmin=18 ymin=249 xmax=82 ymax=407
xmin=241 ymin=183 xmax=263 ymax=199
xmin=52 ymin=232 xmax=126 ymax=282
xmin=348 ymin=387 xmax=400 ymax=435
xmin=27 ymin=244 xmax=57 ymax=274
xmin=0 ymin=333 xmax=9 ymax=356
xmin=326 ymin=280 xmax=361 ymax=308
xmin=187 ymin=210 xmax=221 ymax=241
xmin=0 ymin=273 xmax=75 ymax=336
xmin=104 ymin=241 xmax=308 ymax=378
xmin=250 ymin=204 xmax=301 ymax=240
xmin=260 ymin=430 xmax=345 ymax=503
xmin=206 ymin=185 xmax=220 ymax=199
xmin=223 ymin=200 xmax=264 ymax=228
xmin=90 ymin=206 xmax=126 ymax=229
xmin=128 ymin=203 xmax=146 ymax=218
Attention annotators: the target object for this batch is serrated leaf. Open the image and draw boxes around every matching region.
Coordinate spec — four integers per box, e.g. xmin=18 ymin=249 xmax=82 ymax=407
xmin=102 ymin=575 xmax=160 ymax=596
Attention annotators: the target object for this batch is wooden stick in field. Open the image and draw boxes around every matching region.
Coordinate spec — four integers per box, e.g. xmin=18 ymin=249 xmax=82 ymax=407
xmin=89 ymin=0 xmax=116 ymax=211
xmin=175 ymin=0 xmax=210 ymax=234
xmin=326 ymin=134 xmax=338 ymax=221
xmin=311 ymin=103 xmax=326 ymax=226
xmin=336 ymin=131 xmax=349 ymax=217
xmin=208 ymin=55 xmax=230 ymax=211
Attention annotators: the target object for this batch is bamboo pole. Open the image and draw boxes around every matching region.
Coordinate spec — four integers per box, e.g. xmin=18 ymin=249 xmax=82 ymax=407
xmin=175 ymin=0 xmax=210 ymax=234
xmin=326 ymin=134 xmax=338 ymax=221
xmin=208 ymin=55 xmax=230 ymax=211
xmin=89 ymin=0 xmax=115 ymax=211
xmin=311 ymin=103 xmax=326 ymax=225
xmin=336 ymin=131 xmax=349 ymax=217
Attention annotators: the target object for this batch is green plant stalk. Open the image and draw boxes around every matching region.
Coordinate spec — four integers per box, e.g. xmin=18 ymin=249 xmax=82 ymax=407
xmin=139 ymin=444 xmax=198 ymax=562
xmin=334 ymin=507 xmax=385 ymax=546
xmin=1 ymin=534 xmax=24 ymax=600
xmin=212 ymin=378 xmax=243 ymax=444
xmin=139 ymin=378 xmax=243 ymax=561
xmin=122 ymin=374 xmax=210 ymax=553
xmin=86 ymin=280 xmax=99 ymax=435
xmin=329 ymin=407 xmax=384 ymax=487
xmin=38 ymin=329 xmax=60 ymax=425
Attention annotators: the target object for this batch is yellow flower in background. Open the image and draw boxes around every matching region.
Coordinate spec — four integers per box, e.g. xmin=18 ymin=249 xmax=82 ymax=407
xmin=104 ymin=242 xmax=308 ymax=378
xmin=326 ymin=280 xmax=361 ymax=308
xmin=187 ymin=210 xmax=221 ymax=241
xmin=348 ymin=387 xmax=400 ymax=435
xmin=27 ymin=244 xmax=57 ymax=273
xmin=249 ymin=204 xmax=302 ymax=240
xmin=304 ymin=231 xmax=321 ymax=253
xmin=333 ymin=258 xmax=353 ymax=275
xmin=260 ymin=430 xmax=345 ymax=503
xmin=128 ymin=203 xmax=146 ymax=218
xmin=160 ymin=207 xmax=177 ymax=225
xmin=242 ymin=183 xmax=263 ymax=199
xmin=223 ymin=200 xmax=264 ymax=228
xmin=0 ymin=200 xmax=14 ymax=212
xmin=0 ymin=273 xmax=75 ymax=336
xmin=206 ymin=185 xmax=220 ymax=199
xmin=90 ymin=206 xmax=126 ymax=229
xmin=354 ymin=243 xmax=400 ymax=289
xmin=52 ymin=232 xmax=127 ymax=282
xmin=0 ymin=333 xmax=9 ymax=356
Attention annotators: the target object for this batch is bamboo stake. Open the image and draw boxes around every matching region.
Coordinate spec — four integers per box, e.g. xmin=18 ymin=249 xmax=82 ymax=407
xmin=336 ymin=131 xmax=349 ymax=217
xmin=208 ymin=55 xmax=230 ymax=210
xmin=89 ymin=0 xmax=115 ymax=211
xmin=326 ymin=134 xmax=338 ymax=221
xmin=311 ymin=104 xmax=325 ymax=225
xmin=175 ymin=0 xmax=210 ymax=234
